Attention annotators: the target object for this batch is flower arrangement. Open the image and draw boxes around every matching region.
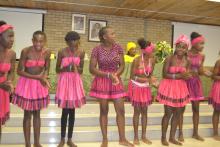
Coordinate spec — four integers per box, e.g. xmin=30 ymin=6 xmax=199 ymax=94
xmin=154 ymin=41 xmax=173 ymax=63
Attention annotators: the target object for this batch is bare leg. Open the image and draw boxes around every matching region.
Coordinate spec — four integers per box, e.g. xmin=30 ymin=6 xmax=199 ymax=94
xmin=33 ymin=110 xmax=42 ymax=147
xmin=113 ymin=98 xmax=134 ymax=147
xmin=141 ymin=106 xmax=152 ymax=144
xmin=133 ymin=106 xmax=141 ymax=145
xmin=23 ymin=110 xmax=32 ymax=147
xmin=161 ymin=105 xmax=172 ymax=146
xmin=212 ymin=109 xmax=220 ymax=141
xmin=191 ymin=101 xmax=204 ymax=141
xmin=99 ymin=99 xmax=109 ymax=147
xmin=169 ymin=107 xmax=182 ymax=146
xmin=178 ymin=107 xmax=185 ymax=142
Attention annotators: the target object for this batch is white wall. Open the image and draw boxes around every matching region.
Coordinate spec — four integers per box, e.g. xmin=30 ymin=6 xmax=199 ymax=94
xmin=173 ymin=22 xmax=220 ymax=66
xmin=0 ymin=7 xmax=46 ymax=59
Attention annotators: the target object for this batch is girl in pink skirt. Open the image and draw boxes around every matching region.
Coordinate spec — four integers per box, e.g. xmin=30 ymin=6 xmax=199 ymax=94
xmin=128 ymin=38 xmax=157 ymax=145
xmin=56 ymin=31 xmax=86 ymax=147
xmin=89 ymin=26 xmax=134 ymax=147
xmin=12 ymin=31 xmax=51 ymax=147
xmin=0 ymin=21 xmax=16 ymax=142
xmin=178 ymin=32 xmax=211 ymax=142
xmin=157 ymin=35 xmax=191 ymax=146
xmin=209 ymin=58 xmax=220 ymax=141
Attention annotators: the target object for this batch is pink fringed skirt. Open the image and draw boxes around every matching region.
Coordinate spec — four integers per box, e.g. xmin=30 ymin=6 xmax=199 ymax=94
xmin=127 ymin=80 xmax=152 ymax=107
xmin=12 ymin=76 xmax=50 ymax=111
xmin=157 ymin=79 xmax=189 ymax=107
xmin=0 ymin=76 xmax=10 ymax=125
xmin=55 ymin=72 xmax=86 ymax=108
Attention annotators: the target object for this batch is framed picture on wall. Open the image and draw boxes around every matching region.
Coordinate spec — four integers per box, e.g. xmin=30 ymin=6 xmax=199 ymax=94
xmin=88 ymin=19 xmax=107 ymax=42
xmin=72 ymin=14 xmax=86 ymax=34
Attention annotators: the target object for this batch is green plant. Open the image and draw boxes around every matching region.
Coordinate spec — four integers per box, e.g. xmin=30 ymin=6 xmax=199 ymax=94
xmin=155 ymin=41 xmax=173 ymax=63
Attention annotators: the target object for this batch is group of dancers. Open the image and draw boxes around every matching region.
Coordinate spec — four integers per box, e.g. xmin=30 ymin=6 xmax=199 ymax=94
xmin=0 ymin=20 xmax=220 ymax=147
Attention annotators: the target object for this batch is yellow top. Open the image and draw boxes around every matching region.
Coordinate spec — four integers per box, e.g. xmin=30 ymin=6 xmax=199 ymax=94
xmin=50 ymin=53 xmax=55 ymax=59
xmin=124 ymin=54 xmax=139 ymax=63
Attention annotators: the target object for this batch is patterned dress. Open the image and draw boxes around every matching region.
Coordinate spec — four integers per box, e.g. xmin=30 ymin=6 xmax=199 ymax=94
xmin=89 ymin=43 xmax=127 ymax=99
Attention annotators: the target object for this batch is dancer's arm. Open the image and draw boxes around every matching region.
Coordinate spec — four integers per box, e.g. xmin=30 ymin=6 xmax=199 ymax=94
xmin=212 ymin=59 xmax=220 ymax=81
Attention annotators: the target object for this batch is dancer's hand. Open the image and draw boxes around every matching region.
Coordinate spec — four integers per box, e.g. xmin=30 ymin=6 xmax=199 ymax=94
xmin=150 ymin=76 xmax=159 ymax=88
xmin=110 ymin=73 xmax=120 ymax=85
xmin=40 ymin=78 xmax=51 ymax=88
xmin=38 ymin=73 xmax=51 ymax=88
xmin=36 ymin=72 xmax=46 ymax=80
xmin=149 ymin=76 xmax=157 ymax=84
xmin=0 ymin=71 xmax=4 ymax=77
xmin=181 ymin=72 xmax=192 ymax=80
xmin=113 ymin=76 xmax=120 ymax=85
xmin=203 ymin=69 xmax=212 ymax=77
xmin=73 ymin=64 xmax=78 ymax=73
xmin=5 ymin=81 xmax=14 ymax=93
xmin=0 ymin=81 xmax=14 ymax=92
xmin=190 ymin=70 xmax=199 ymax=77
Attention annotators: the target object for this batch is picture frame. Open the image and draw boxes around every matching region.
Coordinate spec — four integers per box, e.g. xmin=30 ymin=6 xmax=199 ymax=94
xmin=72 ymin=14 xmax=86 ymax=34
xmin=88 ymin=19 xmax=107 ymax=42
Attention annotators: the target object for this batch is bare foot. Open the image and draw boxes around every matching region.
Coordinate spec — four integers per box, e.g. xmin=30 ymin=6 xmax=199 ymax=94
xmin=192 ymin=134 xmax=204 ymax=141
xmin=57 ymin=138 xmax=65 ymax=147
xmin=133 ymin=138 xmax=140 ymax=145
xmin=178 ymin=132 xmax=184 ymax=142
xmin=119 ymin=139 xmax=134 ymax=147
xmin=25 ymin=144 xmax=31 ymax=147
xmin=33 ymin=144 xmax=43 ymax=147
xmin=161 ymin=138 xmax=169 ymax=146
xmin=142 ymin=137 xmax=152 ymax=145
xmin=213 ymin=135 xmax=220 ymax=141
xmin=169 ymin=138 xmax=182 ymax=146
xmin=67 ymin=139 xmax=77 ymax=147
xmin=101 ymin=139 xmax=108 ymax=147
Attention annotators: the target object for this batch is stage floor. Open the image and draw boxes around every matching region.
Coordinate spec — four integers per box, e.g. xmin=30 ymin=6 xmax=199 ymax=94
xmin=1 ymin=102 xmax=219 ymax=146
xmin=0 ymin=138 xmax=219 ymax=147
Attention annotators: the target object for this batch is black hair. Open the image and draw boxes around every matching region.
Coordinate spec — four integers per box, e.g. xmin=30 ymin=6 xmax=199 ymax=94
xmin=99 ymin=26 xmax=110 ymax=43
xmin=137 ymin=38 xmax=151 ymax=49
xmin=33 ymin=30 xmax=47 ymax=40
xmin=190 ymin=32 xmax=201 ymax=41
xmin=0 ymin=21 xmax=7 ymax=37
xmin=65 ymin=31 xmax=80 ymax=42
xmin=0 ymin=20 xmax=6 ymax=27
